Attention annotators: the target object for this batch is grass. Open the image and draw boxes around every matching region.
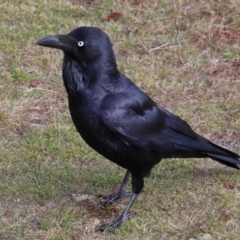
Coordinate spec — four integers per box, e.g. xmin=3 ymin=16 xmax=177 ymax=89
xmin=0 ymin=0 xmax=240 ymax=239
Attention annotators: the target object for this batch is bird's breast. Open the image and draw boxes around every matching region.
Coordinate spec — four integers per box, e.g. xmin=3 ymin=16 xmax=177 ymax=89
xmin=68 ymin=95 xmax=121 ymax=154
xmin=67 ymin=94 xmax=162 ymax=172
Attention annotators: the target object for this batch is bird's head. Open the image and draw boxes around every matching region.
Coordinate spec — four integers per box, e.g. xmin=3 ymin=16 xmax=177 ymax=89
xmin=37 ymin=27 xmax=119 ymax=95
xmin=36 ymin=26 xmax=113 ymax=64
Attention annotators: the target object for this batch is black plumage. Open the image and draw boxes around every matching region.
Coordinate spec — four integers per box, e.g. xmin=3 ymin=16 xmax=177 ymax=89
xmin=36 ymin=26 xmax=240 ymax=230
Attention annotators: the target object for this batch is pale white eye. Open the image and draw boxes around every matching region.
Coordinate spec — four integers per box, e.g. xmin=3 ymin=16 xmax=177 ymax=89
xmin=77 ymin=41 xmax=84 ymax=47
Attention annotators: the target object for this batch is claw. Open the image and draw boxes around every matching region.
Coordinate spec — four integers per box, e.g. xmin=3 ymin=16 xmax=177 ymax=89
xmin=96 ymin=213 xmax=128 ymax=232
xmin=96 ymin=193 xmax=138 ymax=232
xmin=97 ymin=191 xmax=133 ymax=208
xmin=97 ymin=194 xmax=122 ymax=208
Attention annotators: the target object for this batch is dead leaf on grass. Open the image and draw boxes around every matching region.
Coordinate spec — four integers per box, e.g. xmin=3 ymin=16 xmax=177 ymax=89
xmin=223 ymin=181 xmax=235 ymax=190
xmin=30 ymin=81 xmax=44 ymax=88
xmin=72 ymin=193 xmax=95 ymax=203
xmin=102 ymin=12 xmax=123 ymax=21
xmin=132 ymin=0 xmax=146 ymax=9
xmin=219 ymin=210 xmax=229 ymax=221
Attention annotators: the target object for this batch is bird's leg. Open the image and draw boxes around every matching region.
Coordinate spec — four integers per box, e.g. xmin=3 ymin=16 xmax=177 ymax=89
xmin=98 ymin=170 xmax=131 ymax=207
xmin=96 ymin=174 xmax=144 ymax=231
xmin=96 ymin=193 xmax=138 ymax=231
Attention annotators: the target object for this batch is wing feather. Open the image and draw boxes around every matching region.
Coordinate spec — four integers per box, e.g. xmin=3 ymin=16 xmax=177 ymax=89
xmin=100 ymin=92 xmax=174 ymax=152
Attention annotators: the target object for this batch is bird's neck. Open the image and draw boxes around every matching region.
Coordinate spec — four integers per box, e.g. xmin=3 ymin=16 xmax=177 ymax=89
xmin=62 ymin=55 xmax=119 ymax=97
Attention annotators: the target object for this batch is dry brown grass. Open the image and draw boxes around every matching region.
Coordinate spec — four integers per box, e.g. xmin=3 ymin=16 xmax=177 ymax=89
xmin=0 ymin=0 xmax=240 ymax=239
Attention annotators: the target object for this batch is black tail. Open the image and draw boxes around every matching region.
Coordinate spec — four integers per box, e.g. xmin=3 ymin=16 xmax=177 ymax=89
xmin=202 ymin=141 xmax=240 ymax=170
xmin=171 ymin=134 xmax=240 ymax=170
xmin=160 ymin=108 xmax=240 ymax=169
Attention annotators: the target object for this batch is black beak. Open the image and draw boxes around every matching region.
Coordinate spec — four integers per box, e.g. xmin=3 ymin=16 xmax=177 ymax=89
xmin=36 ymin=34 xmax=76 ymax=52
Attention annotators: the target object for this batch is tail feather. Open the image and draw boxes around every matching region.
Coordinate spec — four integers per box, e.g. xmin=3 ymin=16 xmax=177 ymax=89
xmin=163 ymin=108 xmax=240 ymax=169
xmin=206 ymin=153 xmax=240 ymax=170
xmin=203 ymin=139 xmax=240 ymax=169
xmin=172 ymin=135 xmax=240 ymax=170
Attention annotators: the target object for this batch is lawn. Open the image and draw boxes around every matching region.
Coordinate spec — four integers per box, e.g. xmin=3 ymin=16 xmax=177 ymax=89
xmin=0 ymin=0 xmax=240 ymax=239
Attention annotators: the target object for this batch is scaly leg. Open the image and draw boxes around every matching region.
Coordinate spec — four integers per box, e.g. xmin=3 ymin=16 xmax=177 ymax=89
xmin=96 ymin=193 xmax=138 ymax=231
xmin=98 ymin=170 xmax=131 ymax=207
xmin=96 ymin=173 xmax=144 ymax=231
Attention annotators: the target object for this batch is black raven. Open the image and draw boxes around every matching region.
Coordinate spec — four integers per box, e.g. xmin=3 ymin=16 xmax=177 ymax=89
xmin=36 ymin=26 xmax=240 ymax=231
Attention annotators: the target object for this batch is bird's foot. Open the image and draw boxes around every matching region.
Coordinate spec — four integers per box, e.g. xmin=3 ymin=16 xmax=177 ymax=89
xmin=96 ymin=212 xmax=134 ymax=232
xmin=97 ymin=191 xmax=132 ymax=208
